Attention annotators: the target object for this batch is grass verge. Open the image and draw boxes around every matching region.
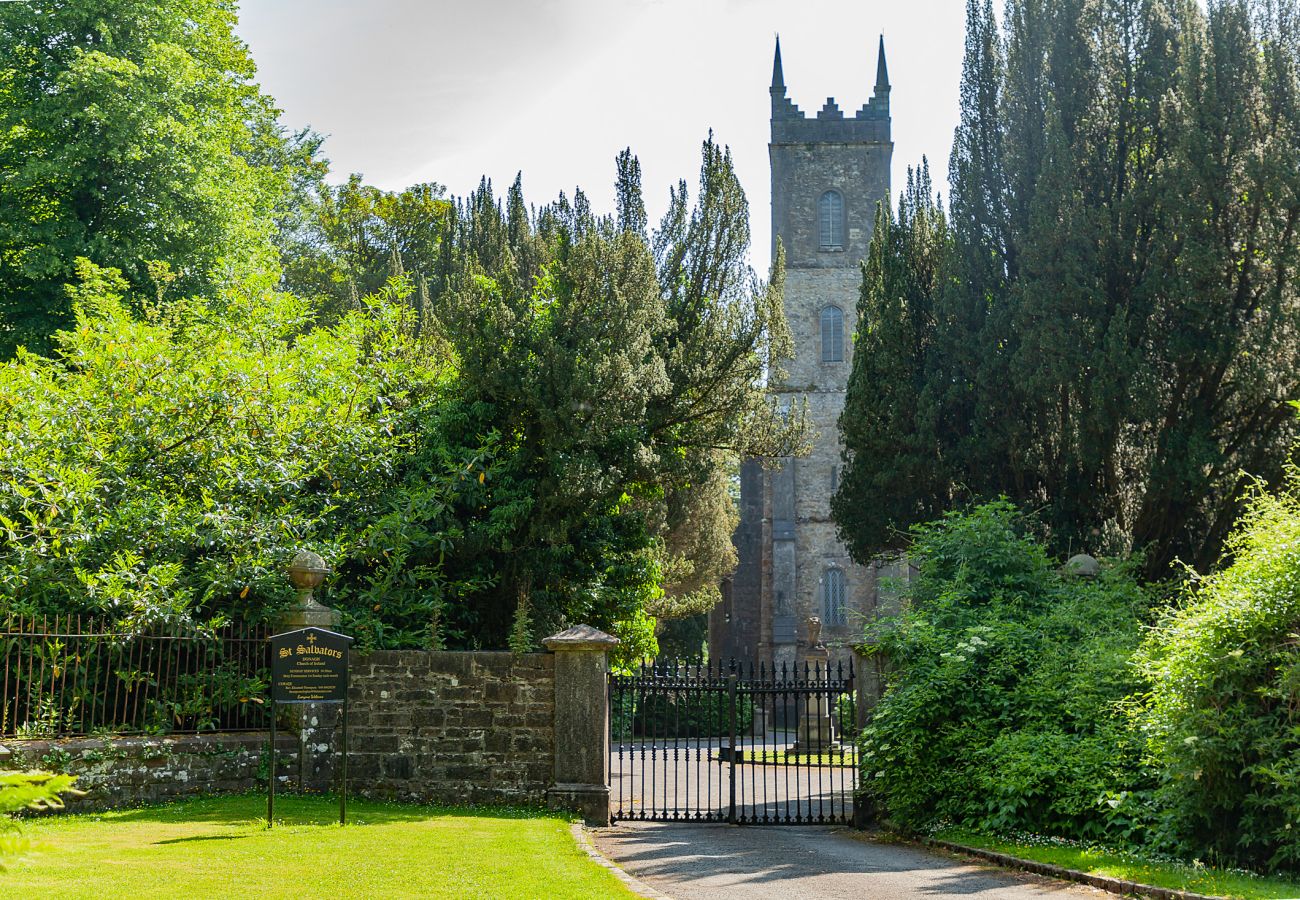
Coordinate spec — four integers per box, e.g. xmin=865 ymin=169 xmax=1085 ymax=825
xmin=935 ymin=827 xmax=1300 ymax=900
xmin=4 ymin=793 xmax=637 ymax=900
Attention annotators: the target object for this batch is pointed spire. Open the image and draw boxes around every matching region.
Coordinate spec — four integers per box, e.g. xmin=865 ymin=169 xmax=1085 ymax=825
xmin=875 ymin=34 xmax=890 ymax=90
xmin=772 ymin=35 xmax=785 ymax=91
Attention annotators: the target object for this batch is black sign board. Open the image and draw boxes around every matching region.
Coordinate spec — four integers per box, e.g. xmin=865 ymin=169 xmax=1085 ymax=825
xmin=270 ymin=627 xmax=352 ymax=704
xmin=266 ymin=626 xmax=354 ymax=828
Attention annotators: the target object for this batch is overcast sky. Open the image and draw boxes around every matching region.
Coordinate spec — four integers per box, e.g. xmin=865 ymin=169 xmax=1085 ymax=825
xmin=237 ymin=0 xmax=967 ymax=272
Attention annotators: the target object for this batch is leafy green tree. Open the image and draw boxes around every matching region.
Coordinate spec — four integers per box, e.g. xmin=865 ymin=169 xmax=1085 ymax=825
xmin=281 ymin=174 xmax=450 ymax=323
xmin=0 ymin=0 xmax=291 ymax=355
xmin=837 ymin=0 xmax=1300 ymax=578
xmin=0 ymin=261 xmax=471 ymax=648
xmin=421 ymin=138 xmax=803 ymax=648
xmin=1124 ymin=1 xmax=1300 ymax=574
xmin=652 ymin=460 xmax=740 ymax=620
xmin=834 ymin=163 xmax=953 ymax=552
xmin=428 ymin=192 xmax=673 ymax=646
xmin=0 ymin=770 xmax=79 ymax=868
xmin=656 ymin=613 xmax=709 ymax=660
xmin=644 ymin=137 xmax=802 ymax=619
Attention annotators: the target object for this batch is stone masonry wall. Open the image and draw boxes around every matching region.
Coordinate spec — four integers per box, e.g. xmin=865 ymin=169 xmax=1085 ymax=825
xmin=0 ymin=732 xmax=295 ymax=810
xmin=345 ymin=650 xmax=555 ymax=806
xmin=3 ymin=650 xmax=560 ymax=813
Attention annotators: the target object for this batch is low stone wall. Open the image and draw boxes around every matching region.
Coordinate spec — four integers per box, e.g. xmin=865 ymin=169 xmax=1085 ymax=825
xmin=344 ymin=650 xmax=556 ymax=806
xmin=0 ymin=732 xmax=295 ymax=810
xmin=2 ymin=644 xmax=587 ymax=817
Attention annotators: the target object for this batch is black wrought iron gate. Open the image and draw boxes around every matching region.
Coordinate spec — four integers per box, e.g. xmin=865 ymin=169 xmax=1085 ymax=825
xmin=609 ymin=659 xmax=857 ymax=825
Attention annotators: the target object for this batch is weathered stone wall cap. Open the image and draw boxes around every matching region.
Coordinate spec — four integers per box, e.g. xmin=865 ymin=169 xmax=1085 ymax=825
xmin=925 ymin=838 xmax=1228 ymax=900
xmin=543 ymin=625 xmax=620 ymax=649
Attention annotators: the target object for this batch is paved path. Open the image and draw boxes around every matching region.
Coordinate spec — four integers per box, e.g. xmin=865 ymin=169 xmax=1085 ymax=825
xmin=595 ymin=822 xmax=1103 ymax=899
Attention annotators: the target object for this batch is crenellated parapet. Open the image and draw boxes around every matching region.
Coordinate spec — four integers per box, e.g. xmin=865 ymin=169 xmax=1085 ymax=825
xmin=770 ymin=34 xmax=891 ymax=144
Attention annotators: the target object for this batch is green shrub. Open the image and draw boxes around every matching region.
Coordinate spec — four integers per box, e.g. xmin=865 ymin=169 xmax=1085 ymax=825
xmin=858 ymin=501 xmax=1149 ymax=840
xmin=1137 ymin=468 xmax=1300 ymax=873
xmin=611 ymin=693 xmax=754 ymax=741
xmin=631 ymin=692 xmax=753 ymax=739
xmin=611 ymin=678 xmax=754 ymax=741
xmin=836 ymin=692 xmax=858 ymax=741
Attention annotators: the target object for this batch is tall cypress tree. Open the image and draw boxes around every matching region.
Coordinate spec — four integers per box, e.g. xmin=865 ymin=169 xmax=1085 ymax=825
xmin=944 ymin=0 xmax=1012 ymax=496
xmin=837 ymin=0 xmax=1300 ymax=578
xmin=834 ymin=163 xmax=952 ymax=558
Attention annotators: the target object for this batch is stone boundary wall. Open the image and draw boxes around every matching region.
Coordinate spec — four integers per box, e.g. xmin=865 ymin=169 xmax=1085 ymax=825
xmin=3 ymin=646 xmax=575 ymax=816
xmin=344 ymin=650 xmax=556 ymax=806
xmin=0 ymin=732 xmax=295 ymax=810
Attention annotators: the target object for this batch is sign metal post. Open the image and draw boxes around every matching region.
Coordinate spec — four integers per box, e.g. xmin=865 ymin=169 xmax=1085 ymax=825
xmin=268 ymin=690 xmax=277 ymax=826
xmin=341 ymin=692 xmax=348 ymax=824
xmin=266 ymin=626 xmax=354 ymax=828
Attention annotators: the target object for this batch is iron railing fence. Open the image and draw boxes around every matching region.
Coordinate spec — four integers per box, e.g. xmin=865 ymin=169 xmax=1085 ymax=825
xmin=1 ymin=615 xmax=270 ymax=739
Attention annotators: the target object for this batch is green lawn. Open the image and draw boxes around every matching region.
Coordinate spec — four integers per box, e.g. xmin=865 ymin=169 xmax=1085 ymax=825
xmin=4 ymin=794 xmax=636 ymax=900
xmin=936 ymin=827 xmax=1300 ymax=900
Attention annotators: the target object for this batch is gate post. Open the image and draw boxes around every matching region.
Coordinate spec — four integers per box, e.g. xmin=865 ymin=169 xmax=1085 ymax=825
xmin=852 ymin=641 xmax=882 ymax=734
xmin=852 ymin=642 xmax=880 ymax=829
xmin=544 ymin=625 xmax=620 ymax=826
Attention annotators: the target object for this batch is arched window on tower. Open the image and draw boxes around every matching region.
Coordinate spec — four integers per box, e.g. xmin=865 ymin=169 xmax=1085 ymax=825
xmin=823 ymin=567 xmax=846 ymax=626
xmin=819 ymin=190 xmax=844 ymax=249
xmin=821 ymin=305 xmax=844 ymax=363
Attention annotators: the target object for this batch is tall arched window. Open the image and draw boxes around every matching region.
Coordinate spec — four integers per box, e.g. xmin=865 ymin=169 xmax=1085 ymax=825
xmin=819 ymin=190 xmax=843 ymax=249
xmin=823 ymin=568 xmax=846 ymax=626
xmin=821 ymin=305 xmax=844 ymax=363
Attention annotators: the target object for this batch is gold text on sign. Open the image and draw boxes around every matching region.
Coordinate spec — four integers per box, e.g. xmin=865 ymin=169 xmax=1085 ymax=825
xmin=278 ymin=645 xmax=343 ymax=659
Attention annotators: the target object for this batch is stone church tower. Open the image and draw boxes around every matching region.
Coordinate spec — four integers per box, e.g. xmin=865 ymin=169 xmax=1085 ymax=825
xmin=709 ymin=36 xmax=897 ymax=668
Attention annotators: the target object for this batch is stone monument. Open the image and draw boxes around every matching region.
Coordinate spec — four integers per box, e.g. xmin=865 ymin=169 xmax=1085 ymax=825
xmin=1063 ymin=553 xmax=1101 ymax=578
xmin=790 ymin=615 xmax=840 ymax=754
